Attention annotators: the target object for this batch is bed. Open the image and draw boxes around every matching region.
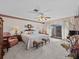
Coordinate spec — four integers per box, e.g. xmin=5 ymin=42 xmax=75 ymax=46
xmin=21 ymin=31 xmax=49 ymax=49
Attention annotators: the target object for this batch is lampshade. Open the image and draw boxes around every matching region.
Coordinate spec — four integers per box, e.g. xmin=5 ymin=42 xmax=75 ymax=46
xmin=11 ymin=26 xmax=20 ymax=35
xmin=12 ymin=26 xmax=19 ymax=31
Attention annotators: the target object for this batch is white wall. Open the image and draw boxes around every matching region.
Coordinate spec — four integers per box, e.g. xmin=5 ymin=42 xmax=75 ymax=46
xmin=47 ymin=16 xmax=75 ymax=39
xmin=3 ymin=17 xmax=44 ymax=34
xmin=3 ymin=16 xmax=79 ymax=39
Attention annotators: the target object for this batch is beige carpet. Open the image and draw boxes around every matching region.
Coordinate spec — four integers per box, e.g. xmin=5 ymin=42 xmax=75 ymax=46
xmin=3 ymin=38 xmax=69 ymax=59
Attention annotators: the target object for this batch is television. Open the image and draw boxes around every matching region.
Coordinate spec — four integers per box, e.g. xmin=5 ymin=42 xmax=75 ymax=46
xmin=69 ymin=30 xmax=79 ymax=36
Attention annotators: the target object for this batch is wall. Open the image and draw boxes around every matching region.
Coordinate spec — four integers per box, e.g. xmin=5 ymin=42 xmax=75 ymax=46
xmin=47 ymin=16 xmax=75 ymax=39
xmin=72 ymin=17 xmax=79 ymax=30
xmin=3 ymin=17 xmax=44 ymax=35
xmin=3 ymin=16 xmax=79 ymax=39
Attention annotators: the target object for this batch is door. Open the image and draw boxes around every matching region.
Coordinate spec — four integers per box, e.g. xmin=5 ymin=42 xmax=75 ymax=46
xmin=51 ymin=25 xmax=62 ymax=39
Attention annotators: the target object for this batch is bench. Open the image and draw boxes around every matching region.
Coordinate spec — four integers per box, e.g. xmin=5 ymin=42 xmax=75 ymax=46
xmin=33 ymin=41 xmax=43 ymax=48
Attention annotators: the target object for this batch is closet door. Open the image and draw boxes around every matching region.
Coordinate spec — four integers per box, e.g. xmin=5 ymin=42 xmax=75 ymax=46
xmin=0 ymin=17 xmax=3 ymax=59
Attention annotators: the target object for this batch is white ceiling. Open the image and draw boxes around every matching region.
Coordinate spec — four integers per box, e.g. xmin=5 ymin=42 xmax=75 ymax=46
xmin=0 ymin=0 xmax=79 ymax=20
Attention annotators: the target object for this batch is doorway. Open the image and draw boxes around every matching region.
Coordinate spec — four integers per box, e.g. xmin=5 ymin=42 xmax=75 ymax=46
xmin=51 ymin=25 xmax=62 ymax=39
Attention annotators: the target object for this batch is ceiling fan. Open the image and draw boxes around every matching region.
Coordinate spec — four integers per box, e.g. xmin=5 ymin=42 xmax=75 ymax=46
xmin=32 ymin=8 xmax=51 ymax=22
xmin=28 ymin=6 xmax=51 ymax=22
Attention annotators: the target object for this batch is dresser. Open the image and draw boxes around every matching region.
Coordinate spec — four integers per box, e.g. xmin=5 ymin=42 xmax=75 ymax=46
xmin=0 ymin=17 xmax=3 ymax=59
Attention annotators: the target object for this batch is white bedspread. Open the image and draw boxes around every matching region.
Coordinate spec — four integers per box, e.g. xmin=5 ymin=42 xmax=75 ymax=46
xmin=21 ymin=32 xmax=49 ymax=49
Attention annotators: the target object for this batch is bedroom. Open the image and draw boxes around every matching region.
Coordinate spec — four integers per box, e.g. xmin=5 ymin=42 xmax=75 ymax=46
xmin=0 ymin=0 xmax=79 ymax=59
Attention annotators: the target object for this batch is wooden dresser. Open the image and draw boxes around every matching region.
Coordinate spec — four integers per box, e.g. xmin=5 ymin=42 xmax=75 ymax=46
xmin=0 ymin=17 xmax=3 ymax=59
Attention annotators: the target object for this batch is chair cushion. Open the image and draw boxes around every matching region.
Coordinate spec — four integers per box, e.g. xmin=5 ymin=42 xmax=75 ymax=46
xmin=8 ymin=36 xmax=18 ymax=47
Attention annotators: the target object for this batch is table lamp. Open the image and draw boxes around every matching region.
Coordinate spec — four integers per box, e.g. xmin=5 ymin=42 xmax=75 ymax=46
xmin=11 ymin=26 xmax=20 ymax=35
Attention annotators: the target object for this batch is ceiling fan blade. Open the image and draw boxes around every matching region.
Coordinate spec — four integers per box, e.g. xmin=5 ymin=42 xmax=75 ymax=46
xmin=45 ymin=17 xmax=51 ymax=19
xmin=38 ymin=12 xmax=44 ymax=16
xmin=33 ymin=9 xmax=39 ymax=12
xmin=28 ymin=10 xmax=36 ymax=14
